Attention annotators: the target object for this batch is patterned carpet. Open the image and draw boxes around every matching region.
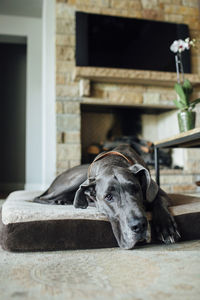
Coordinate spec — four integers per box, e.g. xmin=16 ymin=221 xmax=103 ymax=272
xmin=0 ymin=240 xmax=200 ymax=299
xmin=0 ymin=200 xmax=200 ymax=300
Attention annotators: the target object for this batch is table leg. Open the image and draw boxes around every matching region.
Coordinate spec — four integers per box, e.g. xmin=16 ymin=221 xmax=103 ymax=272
xmin=154 ymin=146 xmax=160 ymax=186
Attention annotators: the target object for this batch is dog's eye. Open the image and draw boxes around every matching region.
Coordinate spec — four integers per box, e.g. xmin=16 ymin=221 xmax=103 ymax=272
xmin=105 ymin=194 xmax=113 ymax=202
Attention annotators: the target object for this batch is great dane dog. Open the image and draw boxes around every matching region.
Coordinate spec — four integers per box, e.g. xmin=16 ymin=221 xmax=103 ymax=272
xmin=34 ymin=145 xmax=180 ymax=249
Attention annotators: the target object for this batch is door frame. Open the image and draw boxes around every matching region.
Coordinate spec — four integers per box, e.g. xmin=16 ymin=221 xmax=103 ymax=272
xmin=0 ymin=0 xmax=56 ymax=191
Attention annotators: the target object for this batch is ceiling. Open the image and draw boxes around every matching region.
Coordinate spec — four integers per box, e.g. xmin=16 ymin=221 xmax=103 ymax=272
xmin=0 ymin=0 xmax=43 ymax=18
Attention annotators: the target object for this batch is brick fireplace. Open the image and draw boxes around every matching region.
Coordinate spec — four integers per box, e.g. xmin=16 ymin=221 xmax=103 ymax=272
xmin=56 ymin=0 xmax=200 ymax=194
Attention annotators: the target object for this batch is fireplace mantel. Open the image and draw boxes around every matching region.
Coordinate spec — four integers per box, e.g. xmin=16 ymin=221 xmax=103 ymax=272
xmin=73 ymin=67 xmax=200 ymax=97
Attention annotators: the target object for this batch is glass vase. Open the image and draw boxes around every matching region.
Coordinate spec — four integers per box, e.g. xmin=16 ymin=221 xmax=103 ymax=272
xmin=177 ymin=110 xmax=196 ymax=133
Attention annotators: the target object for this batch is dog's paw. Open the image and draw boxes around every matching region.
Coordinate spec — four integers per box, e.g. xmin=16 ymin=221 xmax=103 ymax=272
xmin=34 ymin=196 xmax=68 ymax=205
xmin=153 ymin=208 xmax=181 ymax=244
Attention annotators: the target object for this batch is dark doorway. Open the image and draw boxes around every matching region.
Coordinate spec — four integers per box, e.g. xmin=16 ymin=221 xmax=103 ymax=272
xmin=0 ymin=42 xmax=27 ymax=196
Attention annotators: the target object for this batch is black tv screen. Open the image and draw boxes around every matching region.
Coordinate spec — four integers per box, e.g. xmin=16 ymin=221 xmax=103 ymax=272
xmin=76 ymin=11 xmax=191 ymax=73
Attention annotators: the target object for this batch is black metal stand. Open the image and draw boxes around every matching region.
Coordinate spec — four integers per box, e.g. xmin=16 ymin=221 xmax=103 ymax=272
xmin=154 ymin=128 xmax=200 ymax=187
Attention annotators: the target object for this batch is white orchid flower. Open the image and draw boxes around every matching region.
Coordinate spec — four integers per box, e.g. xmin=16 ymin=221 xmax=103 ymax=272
xmin=170 ymin=36 xmax=197 ymax=86
xmin=170 ymin=39 xmax=189 ymax=53
xmin=189 ymin=38 xmax=196 ymax=47
xmin=185 ymin=37 xmax=190 ymax=43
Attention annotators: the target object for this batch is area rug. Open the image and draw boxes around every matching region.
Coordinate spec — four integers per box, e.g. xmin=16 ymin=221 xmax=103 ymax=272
xmin=0 ymin=241 xmax=200 ymax=300
xmin=0 ymin=199 xmax=200 ymax=300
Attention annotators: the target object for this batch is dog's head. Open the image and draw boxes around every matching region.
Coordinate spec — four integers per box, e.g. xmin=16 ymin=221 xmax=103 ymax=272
xmin=74 ymin=164 xmax=158 ymax=249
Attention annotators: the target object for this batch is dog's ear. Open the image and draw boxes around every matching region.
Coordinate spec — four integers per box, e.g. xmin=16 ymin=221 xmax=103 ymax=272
xmin=129 ymin=164 xmax=159 ymax=203
xmin=74 ymin=178 xmax=96 ymax=209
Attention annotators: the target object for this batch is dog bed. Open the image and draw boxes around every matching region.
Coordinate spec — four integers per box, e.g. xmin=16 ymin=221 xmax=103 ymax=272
xmin=0 ymin=191 xmax=200 ymax=252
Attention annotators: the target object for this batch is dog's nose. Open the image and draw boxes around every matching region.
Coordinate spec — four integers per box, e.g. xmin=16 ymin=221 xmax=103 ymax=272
xmin=129 ymin=217 xmax=147 ymax=233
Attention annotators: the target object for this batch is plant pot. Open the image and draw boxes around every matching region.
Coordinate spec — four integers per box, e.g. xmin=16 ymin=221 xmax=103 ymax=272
xmin=177 ymin=110 xmax=196 ymax=133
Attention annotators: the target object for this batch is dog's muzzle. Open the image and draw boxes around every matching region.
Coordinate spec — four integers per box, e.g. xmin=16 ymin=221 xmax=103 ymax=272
xmin=128 ymin=217 xmax=147 ymax=235
xmin=110 ymin=215 xmax=151 ymax=249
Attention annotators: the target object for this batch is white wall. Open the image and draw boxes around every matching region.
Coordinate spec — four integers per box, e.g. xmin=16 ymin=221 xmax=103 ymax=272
xmin=0 ymin=0 xmax=56 ymax=191
xmin=142 ymin=114 xmax=158 ymax=142
xmin=0 ymin=0 xmax=43 ymax=18
xmin=142 ymin=110 xmax=184 ymax=167
xmin=157 ymin=110 xmax=184 ymax=167
xmin=41 ymin=0 xmax=56 ymax=189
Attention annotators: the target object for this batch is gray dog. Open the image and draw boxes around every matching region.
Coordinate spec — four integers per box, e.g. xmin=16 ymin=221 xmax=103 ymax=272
xmin=34 ymin=145 xmax=180 ymax=249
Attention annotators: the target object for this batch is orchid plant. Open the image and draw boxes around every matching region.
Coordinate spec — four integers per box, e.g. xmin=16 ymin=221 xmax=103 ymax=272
xmin=170 ymin=37 xmax=200 ymax=111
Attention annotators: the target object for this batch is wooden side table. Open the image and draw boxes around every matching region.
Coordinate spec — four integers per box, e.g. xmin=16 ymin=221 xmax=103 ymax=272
xmin=154 ymin=128 xmax=200 ymax=185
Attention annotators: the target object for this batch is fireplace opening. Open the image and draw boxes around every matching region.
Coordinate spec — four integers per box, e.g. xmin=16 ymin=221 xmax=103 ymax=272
xmin=81 ymin=104 xmax=172 ymax=167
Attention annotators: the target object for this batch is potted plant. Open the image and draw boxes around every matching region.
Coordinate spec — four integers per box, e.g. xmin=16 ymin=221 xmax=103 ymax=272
xmin=174 ymin=79 xmax=200 ymax=132
xmin=170 ymin=38 xmax=200 ymax=132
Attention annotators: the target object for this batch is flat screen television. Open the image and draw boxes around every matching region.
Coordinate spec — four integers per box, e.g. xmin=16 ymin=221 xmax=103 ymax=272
xmin=76 ymin=11 xmax=191 ymax=73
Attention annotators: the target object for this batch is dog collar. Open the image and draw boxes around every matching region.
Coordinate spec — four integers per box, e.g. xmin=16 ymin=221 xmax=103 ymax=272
xmin=88 ymin=150 xmax=134 ymax=178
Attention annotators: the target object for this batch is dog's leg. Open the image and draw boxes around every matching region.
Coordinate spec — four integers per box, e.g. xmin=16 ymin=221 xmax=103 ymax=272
xmin=34 ymin=190 xmax=76 ymax=205
xmin=151 ymin=188 xmax=181 ymax=244
xmin=34 ymin=164 xmax=88 ymax=205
